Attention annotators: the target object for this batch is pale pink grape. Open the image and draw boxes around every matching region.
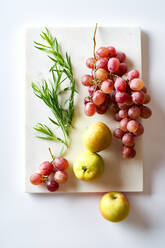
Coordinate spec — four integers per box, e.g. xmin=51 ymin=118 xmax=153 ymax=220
xmin=101 ymin=79 xmax=114 ymax=94
xmin=130 ymin=78 xmax=144 ymax=91
xmin=108 ymin=58 xmax=120 ymax=72
xmin=86 ymin=57 xmax=96 ymax=69
xmin=54 ymin=157 xmax=69 ymax=171
xmin=54 ymin=171 xmax=68 ymax=183
xmin=84 ymin=102 xmax=96 ymax=116
xmin=96 ymin=58 xmax=108 ymax=69
xmin=81 ymin=75 xmax=93 ymax=86
xmin=127 ymin=69 xmax=139 ymax=81
xmin=92 ymin=90 xmax=106 ymax=105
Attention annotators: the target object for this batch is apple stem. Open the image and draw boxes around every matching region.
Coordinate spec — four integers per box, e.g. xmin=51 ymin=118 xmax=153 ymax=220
xmin=49 ymin=147 xmax=55 ymax=162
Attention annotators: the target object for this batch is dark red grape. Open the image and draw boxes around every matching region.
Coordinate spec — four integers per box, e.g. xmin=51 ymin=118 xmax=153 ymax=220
xmin=140 ymin=106 xmax=152 ymax=119
xmin=132 ymin=91 xmax=145 ymax=105
xmin=115 ymin=91 xmax=129 ymax=103
xmin=128 ymin=106 xmax=141 ymax=119
xmin=122 ymin=133 xmax=134 ymax=147
xmin=107 ymin=46 xmax=117 ymax=57
xmin=46 ymin=179 xmax=59 ymax=192
xmin=134 ymin=123 xmax=144 ymax=136
xmin=122 ymin=146 xmax=136 ymax=158
xmin=116 ymin=52 xmax=126 ymax=62
xmin=116 ymin=63 xmax=128 ymax=76
xmin=114 ymin=112 xmax=122 ymax=121
xmin=113 ymin=128 xmax=125 ymax=139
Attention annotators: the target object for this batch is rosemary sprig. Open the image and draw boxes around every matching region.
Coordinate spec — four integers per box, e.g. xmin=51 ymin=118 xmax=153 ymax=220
xmin=32 ymin=28 xmax=77 ymax=149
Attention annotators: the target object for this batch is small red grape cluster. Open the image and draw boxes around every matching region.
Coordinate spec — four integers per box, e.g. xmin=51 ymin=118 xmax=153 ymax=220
xmin=30 ymin=149 xmax=69 ymax=192
xmin=82 ymin=46 xmax=152 ymax=158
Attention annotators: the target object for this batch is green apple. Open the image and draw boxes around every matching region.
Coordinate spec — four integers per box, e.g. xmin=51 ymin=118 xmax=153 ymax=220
xmin=82 ymin=122 xmax=112 ymax=152
xmin=100 ymin=192 xmax=130 ymax=222
xmin=73 ymin=151 xmax=104 ymax=181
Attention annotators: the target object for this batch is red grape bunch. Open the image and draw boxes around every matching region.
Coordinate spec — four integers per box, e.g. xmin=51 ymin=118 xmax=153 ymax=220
xmin=82 ymin=41 xmax=152 ymax=158
xmin=30 ymin=148 xmax=69 ymax=192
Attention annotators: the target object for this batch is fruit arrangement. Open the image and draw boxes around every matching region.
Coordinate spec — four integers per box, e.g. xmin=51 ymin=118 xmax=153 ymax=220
xmin=30 ymin=148 xmax=69 ymax=192
xmin=82 ymin=24 xmax=152 ymax=158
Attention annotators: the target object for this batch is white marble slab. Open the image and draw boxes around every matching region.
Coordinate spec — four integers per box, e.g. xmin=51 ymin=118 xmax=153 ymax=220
xmin=25 ymin=26 xmax=143 ymax=193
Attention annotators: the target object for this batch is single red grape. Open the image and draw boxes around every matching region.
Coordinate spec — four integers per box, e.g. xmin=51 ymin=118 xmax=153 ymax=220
xmin=127 ymin=69 xmax=139 ymax=81
xmin=114 ymin=78 xmax=127 ymax=92
xmin=101 ymin=79 xmax=114 ymax=94
xmin=140 ymin=106 xmax=152 ymax=119
xmin=96 ymin=47 xmax=109 ymax=58
xmin=96 ymin=58 xmax=108 ymax=69
xmin=118 ymin=103 xmax=129 ymax=110
xmin=119 ymin=109 xmax=128 ymax=119
xmin=120 ymin=118 xmax=130 ymax=132
xmin=46 ymin=179 xmax=59 ymax=192
xmin=122 ymin=133 xmax=134 ymax=147
xmin=116 ymin=63 xmax=128 ymax=76
xmin=84 ymin=102 xmax=96 ymax=116
xmin=122 ymin=146 xmax=136 ymax=158
xmin=86 ymin=57 xmax=96 ymax=69
xmin=110 ymin=90 xmax=116 ymax=103
xmin=107 ymin=46 xmax=117 ymax=57
xmin=143 ymin=94 xmax=151 ymax=104
xmin=134 ymin=122 xmax=144 ymax=136
xmin=127 ymin=120 xmax=139 ymax=133
xmin=108 ymin=58 xmax=120 ymax=72
xmin=30 ymin=173 xmax=43 ymax=185
xmin=128 ymin=105 xmax=141 ymax=119
xmin=81 ymin=75 xmax=93 ymax=86
xmin=54 ymin=157 xmax=69 ymax=171
xmin=132 ymin=91 xmax=145 ymax=105
xmin=40 ymin=161 xmax=54 ymax=176
xmin=115 ymin=91 xmax=129 ymax=103
xmin=111 ymin=103 xmax=119 ymax=114
xmin=95 ymin=68 xmax=108 ymax=82
xmin=92 ymin=90 xmax=106 ymax=105
xmin=113 ymin=128 xmax=125 ymax=139
xmin=96 ymin=104 xmax=109 ymax=114
xmin=130 ymin=78 xmax=144 ymax=91
xmin=116 ymin=52 xmax=126 ymax=62
xmin=54 ymin=171 xmax=68 ymax=184
xmin=114 ymin=112 xmax=122 ymax=121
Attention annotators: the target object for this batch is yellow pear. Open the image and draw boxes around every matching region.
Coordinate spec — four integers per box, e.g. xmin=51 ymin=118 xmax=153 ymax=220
xmin=83 ymin=122 xmax=112 ymax=152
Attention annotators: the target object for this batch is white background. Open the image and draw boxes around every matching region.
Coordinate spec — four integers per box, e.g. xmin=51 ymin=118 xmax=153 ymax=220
xmin=1 ymin=0 xmax=165 ymax=247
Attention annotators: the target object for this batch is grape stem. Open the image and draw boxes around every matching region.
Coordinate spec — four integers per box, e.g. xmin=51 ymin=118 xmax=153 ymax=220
xmin=93 ymin=23 xmax=98 ymax=60
xmin=49 ymin=147 xmax=55 ymax=162
xmin=110 ymin=72 xmax=120 ymax=78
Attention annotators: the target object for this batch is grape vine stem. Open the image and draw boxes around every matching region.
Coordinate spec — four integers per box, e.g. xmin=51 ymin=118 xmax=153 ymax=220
xmin=93 ymin=23 xmax=98 ymax=60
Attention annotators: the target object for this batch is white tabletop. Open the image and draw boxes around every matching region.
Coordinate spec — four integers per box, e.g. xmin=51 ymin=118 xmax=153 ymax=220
xmin=1 ymin=0 xmax=165 ymax=247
